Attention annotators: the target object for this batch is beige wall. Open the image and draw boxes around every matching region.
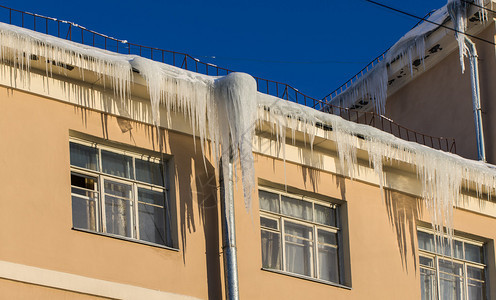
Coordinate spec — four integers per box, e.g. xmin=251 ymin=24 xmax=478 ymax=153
xmin=0 ymin=86 xmax=219 ymax=299
xmin=386 ymin=24 xmax=496 ymax=163
xmin=1 ymin=85 xmax=496 ymax=299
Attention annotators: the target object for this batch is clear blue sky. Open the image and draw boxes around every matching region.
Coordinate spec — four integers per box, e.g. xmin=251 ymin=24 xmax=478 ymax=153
xmin=0 ymin=0 xmax=447 ymax=99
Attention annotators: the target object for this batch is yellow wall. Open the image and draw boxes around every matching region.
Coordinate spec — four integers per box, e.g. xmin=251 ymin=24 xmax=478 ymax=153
xmin=1 ymin=84 xmax=495 ymax=299
xmin=386 ymin=24 xmax=496 ymax=163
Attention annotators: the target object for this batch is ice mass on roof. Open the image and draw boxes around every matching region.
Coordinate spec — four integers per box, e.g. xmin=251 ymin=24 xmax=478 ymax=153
xmin=0 ymin=0 xmax=495 ymax=244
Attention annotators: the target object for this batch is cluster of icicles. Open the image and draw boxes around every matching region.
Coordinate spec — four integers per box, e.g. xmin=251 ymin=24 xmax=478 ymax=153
xmin=331 ymin=0 xmax=486 ymax=114
xmin=1 ymin=18 xmax=495 ymax=243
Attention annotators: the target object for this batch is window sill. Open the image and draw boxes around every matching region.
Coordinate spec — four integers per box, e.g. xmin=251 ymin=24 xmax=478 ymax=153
xmin=72 ymin=228 xmax=179 ymax=252
xmin=261 ymin=268 xmax=352 ymax=290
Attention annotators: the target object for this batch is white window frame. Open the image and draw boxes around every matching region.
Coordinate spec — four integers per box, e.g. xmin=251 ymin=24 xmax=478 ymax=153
xmin=259 ymin=187 xmax=343 ymax=285
xmin=70 ymin=138 xmax=172 ymax=248
xmin=418 ymin=228 xmax=487 ymax=300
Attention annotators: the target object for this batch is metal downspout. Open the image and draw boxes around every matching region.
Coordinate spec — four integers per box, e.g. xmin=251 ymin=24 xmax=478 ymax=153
xmin=220 ymin=148 xmax=240 ymax=300
xmin=464 ymin=36 xmax=487 ymax=162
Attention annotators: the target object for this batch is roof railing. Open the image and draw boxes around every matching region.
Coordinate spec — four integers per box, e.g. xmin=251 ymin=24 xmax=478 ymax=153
xmin=0 ymin=5 xmax=456 ymax=154
xmin=320 ymin=10 xmax=436 ymax=105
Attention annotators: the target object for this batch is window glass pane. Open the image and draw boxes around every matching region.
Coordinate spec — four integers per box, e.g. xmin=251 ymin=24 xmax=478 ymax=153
xmin=261 ymin=229 xmax=281 ymax=270
xmin=454 ymin=240 xmax=464 ymax=259
xmin=418 ymin=231 xmax=434 ymax=252
xmin=104 ymin=180 xmax=132 ymax=200
xmin=318 ymin=244 xmax=339 ymax=283
xmin=468 ymin=280 xmax=484 ymax=300
xmin=285 ymin=221 xmax=313 ymax=240
xmin=71 ymin=173 xmax=97 ymax=191
xmin=70 ymin=142 xmax=99 ymax=171
xmin=260 ymin=217 xmax=278 ymax=230
xmin=419 ymin=256 xmax=434 ymax=267
xmin=105 ymin=196 xmax=133 ymax=238
xmin=136 ymin=159 xmax=164 ymax=187
xmin=318 ymin=229 xmax=337 ymax=246
xmin=138 ymin=203 xmax=166 ymax=245
xmin=467 ymin=266 xmax=484 ymax=281
xmin=138 ymin=188 xmax=165 ymax=207
xmin=465 ymin=243 xmax=483 ymax=264
xmin=102 ymin=150 xmax=133 ymax=179
xmin=259 ymin=190 xmax=279 ymax=213
xmin=314 ymin=204 xmax=336 ymax=227
xmin=439 ymin=259 xmax=464 ymax=277
xmin=284 ymin=221 xmax=313 ymax=277
xmin=420 ymin=268 xmax=437 ymax=300
xmin=440 ymin=272 xmax=464 ymax=300
xmin=71 ymin=174 xmax=98 ymax=231
xmin=281 ymin=196 xmax=312 ymax=221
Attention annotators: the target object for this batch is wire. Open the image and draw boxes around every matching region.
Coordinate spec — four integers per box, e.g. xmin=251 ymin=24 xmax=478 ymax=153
xmin=460 ymin=0 xmax=496 ymax=15
xmin=364 ymin=0 xmax=496 ymax=46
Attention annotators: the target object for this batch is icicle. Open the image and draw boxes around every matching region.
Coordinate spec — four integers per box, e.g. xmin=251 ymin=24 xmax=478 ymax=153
xmin=448 ymin=0 xmax=469 ymax=73
xmin=330 ymin=5 xmax=449 ymax=114
xmin=215 ymin=73 xmax=258 ymax=211
xmin=2 ymin=18 xmax=495 ymax=236
xmin=257 ymin=93 xmax=496 ymax=246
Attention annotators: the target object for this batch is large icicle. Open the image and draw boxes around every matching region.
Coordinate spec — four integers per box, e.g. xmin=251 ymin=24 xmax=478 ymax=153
xmin=448 ymin=0 xmax=487 ymax=73
xmin=215 ymin=73 xmax=258 ymax=210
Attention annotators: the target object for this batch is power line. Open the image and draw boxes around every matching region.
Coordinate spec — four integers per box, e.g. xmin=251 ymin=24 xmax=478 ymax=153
xmin=460 ymin=0 xmax=496 ymax=15
xmin=364 ymin=0 xmax=496 ymax=46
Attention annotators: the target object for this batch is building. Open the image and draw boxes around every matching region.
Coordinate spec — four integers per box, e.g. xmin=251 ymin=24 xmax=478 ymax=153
xmin=0 ymin=1 xmax=496 ymax=300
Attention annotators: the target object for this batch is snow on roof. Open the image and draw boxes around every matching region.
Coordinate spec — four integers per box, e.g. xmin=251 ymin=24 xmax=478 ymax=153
xmin=329 ymin=5 xmax=450 ymax=114
xmin=0 ymin=19 xmax=495 ymax=240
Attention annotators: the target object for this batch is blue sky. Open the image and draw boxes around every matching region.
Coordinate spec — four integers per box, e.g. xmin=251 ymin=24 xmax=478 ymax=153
xmin=1 ymin=0 xmax=447 ymax=99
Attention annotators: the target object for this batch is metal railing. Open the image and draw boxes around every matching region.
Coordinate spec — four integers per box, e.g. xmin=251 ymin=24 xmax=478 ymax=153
xmin=324 ymin=106 xmax=456 ymax=153
xmin=320 ymin=10 xmax=436 ymax=105
xmin=0 ymin=5 xmax=456 ymax=153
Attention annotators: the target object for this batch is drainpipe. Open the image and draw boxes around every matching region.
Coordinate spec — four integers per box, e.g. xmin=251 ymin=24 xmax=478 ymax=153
xmin=220 ymin=147 xmax=240 ymax=300
xmin=464 ymin=36 xmax=486 ymax=162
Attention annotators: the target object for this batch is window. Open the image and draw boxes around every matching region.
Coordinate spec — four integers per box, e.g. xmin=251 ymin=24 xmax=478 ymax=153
xmin=70 ymin=140 xmax=173 ymax=247
xmin=418 ymin=229 xmax=486 ymax=300
xmin=259 ymin=188 xmax=343 ymax=284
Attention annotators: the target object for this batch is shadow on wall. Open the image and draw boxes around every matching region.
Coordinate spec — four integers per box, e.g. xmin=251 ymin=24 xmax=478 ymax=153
xmin=168 ymin=133 xmax=222 ymax=300
xmin=384 ymin=189 xmax=423 ymax=273
xmin=70 ymin=98 xmax=223 ymax=299
xmin=297 ymin=147 xmax=323 ymax=193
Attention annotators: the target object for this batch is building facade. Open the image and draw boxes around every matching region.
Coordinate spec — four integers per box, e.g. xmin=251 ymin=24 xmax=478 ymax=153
xmin=1 ymin=2 xmax=496 ymax=300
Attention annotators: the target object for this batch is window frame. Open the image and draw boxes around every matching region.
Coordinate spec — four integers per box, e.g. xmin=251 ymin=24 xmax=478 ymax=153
xmin=417 ymin=228 xmax=487 ymax=300
xmin=259 ymin=186 xmax=344 ymax=286
xmin=69 ymin=138 xmax=175 ymax=249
